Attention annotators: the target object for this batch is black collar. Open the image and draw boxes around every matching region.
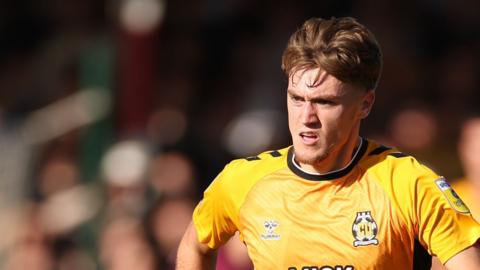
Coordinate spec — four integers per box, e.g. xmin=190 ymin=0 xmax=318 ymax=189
xmin=287 ymin=137 xmax=368 ymax=181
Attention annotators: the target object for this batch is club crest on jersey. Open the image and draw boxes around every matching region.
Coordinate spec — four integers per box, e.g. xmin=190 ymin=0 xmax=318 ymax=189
xmin=435 ymin=177 xmax=470 ymax=214
xmin=352 ymin=211 xmax=379 ymax=247
xmin=261 ymin=220 xmax=280 ymax=240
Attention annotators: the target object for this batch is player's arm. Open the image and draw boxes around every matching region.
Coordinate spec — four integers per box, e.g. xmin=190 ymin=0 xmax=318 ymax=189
xmin=444 ymin=242 xmax=480 ymax=270
xmin=176 ymin=221 xmax=217 ymax=270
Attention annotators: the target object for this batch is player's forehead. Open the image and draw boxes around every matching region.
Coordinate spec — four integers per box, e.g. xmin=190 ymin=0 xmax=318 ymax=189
xmin=288 ymin=68 xmax=345 ymax=96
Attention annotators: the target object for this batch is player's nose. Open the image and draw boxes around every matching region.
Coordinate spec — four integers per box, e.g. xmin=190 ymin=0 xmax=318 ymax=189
xmin=301 ymin=102 xmax=319 ymax=125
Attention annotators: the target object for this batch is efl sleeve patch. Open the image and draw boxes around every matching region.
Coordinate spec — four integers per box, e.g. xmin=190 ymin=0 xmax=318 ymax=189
xmin=434 ymin=178 xmax=471 ymax=214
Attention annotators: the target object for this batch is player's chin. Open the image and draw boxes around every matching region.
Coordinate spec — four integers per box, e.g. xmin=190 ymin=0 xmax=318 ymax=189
xmin=294 ymin=148 xmax=327 ymax=165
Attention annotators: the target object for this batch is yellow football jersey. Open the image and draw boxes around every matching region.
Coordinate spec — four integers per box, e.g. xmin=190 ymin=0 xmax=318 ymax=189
xmin=193 ymin=138 xmax=480 ymax=270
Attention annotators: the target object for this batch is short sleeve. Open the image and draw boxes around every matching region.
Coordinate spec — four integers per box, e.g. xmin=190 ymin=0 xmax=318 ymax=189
xmin=401 ymin=159 xmax=480 ymax=264
xmin=192 ymin=163 xmax=239 ymax=249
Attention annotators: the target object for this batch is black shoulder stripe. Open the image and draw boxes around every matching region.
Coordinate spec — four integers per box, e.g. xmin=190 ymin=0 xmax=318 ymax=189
xmin=269 ymin=150 xmax=282 ymax=157
xmin=245 ymin=156 xmax=261 ymax=161
xmin=368 ymin=145 xmax=392 ymax=156
xmin=388 ymin=152 xmax=409 ymax=158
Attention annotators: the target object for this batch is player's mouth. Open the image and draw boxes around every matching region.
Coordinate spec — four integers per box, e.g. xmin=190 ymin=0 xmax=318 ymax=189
xmin=299 ymin=132 xmax=319 ymax=145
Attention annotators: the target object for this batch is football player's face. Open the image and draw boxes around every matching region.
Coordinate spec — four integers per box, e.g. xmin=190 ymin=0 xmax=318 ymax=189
xmin=287 ymin=68 xmax=374 ymax=167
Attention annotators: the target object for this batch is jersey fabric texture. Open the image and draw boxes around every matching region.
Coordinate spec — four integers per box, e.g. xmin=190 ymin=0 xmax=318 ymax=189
xmin=193 ymin=138 xmax=480 ymax=270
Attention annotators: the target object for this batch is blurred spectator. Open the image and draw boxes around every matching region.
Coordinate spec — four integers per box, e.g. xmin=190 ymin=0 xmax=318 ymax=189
xmin=101 ymin=140 xmax=150 ymax=217
xmin=99 ymin=216 xmax=156 ymax=270
xmin=452 ymin=117 xmax=480 ymax=220
xmin=1 ymin=202 xmax=94 ymax=270
xmin=52 ymin=237 xmax=96 ymax=270
xmin=145 ymin=196 xmax=194 ymax=269
xmin=146 ymin=108 xmax=188 ymax=146
xmin=3 ymin=205 xmax=53 ymax=270
xmin=148 ymin=151 xmax=195 ymax=196
xmin=36 ymin=155 xmax=79 ymax=198
xmin=387 ymin=106 xmax=438 ymax=153
xmin=149 ymin=151 xmax=196 ymax=196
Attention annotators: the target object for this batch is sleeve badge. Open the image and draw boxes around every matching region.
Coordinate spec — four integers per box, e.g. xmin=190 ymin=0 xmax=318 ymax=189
xmin=434 ymin=177 xmax=470 ymax=214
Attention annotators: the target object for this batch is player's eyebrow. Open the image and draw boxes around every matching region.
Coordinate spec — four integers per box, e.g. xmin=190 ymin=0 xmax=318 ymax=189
xmin=287 ymin=89 xmax=340 ymax=101
xmin=287 ymin=89 xmax=307 ymax=101
xmin=310 ymin=94 xmax=340 ymax=102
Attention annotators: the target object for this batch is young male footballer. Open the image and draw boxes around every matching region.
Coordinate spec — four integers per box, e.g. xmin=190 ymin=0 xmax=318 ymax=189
xmin=176 ymin=17 xmax=480 ymax=270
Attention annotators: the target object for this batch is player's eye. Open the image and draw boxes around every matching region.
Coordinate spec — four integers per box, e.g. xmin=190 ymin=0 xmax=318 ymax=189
xmin=290 ymin=94 xmax=304 ymax=102
xmin=313 ymin=99 xmax=335 ymax=106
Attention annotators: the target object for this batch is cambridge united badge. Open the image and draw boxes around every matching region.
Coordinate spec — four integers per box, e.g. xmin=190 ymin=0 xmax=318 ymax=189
xmin=352 ymin=211 xmax=379 ymax=247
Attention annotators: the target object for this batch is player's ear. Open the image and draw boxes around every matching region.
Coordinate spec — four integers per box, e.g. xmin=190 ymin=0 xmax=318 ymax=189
xmin=359 ymin=90 xmax=375 ymax=119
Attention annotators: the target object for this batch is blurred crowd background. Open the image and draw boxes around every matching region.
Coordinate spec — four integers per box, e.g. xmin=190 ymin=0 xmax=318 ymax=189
xmin=0 ymin=0 xmax=479 ymax=269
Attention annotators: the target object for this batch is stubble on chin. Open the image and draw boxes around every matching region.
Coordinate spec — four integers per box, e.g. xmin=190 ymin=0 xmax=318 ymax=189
xmin=294 ymin=147 xmax=328 ymax=166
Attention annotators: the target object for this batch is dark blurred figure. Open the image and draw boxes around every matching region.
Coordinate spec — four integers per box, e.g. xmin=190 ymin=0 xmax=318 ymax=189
xmin=51 ymin=237 xmax=96 ymax=270
xmin=145 ymin=196 xmax=194 ymax=270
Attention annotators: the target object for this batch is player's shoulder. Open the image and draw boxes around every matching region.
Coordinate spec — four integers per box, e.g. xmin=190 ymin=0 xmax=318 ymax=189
xmin=209 ymin=146 xmax=290 ymax=195
xmin=222 ymin=146 xmax=290 ymax=179
xmin=362 ymin=139 xmax=438 ymax=180
xmin=362 ymin=139 xmax=443 ymax=208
